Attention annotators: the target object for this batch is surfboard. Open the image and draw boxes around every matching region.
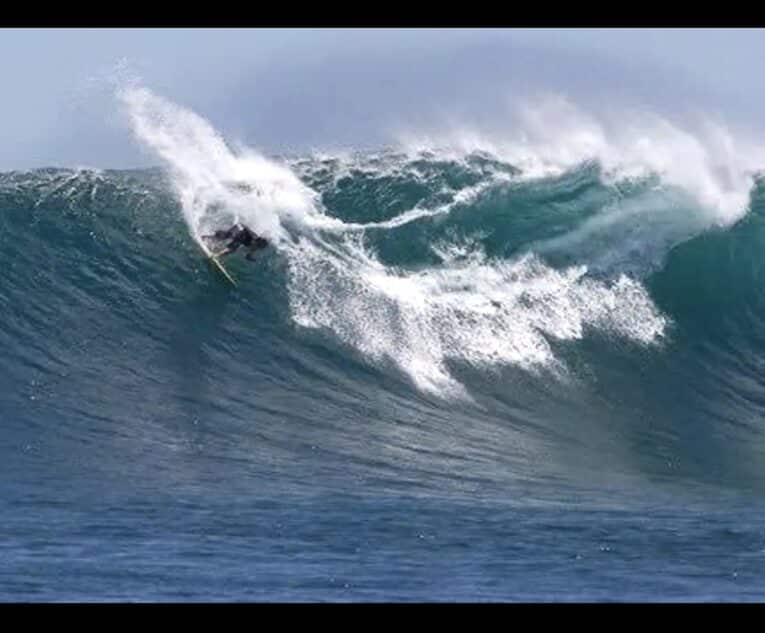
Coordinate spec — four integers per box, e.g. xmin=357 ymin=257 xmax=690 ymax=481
xmin=197 ymin=236 xmax=237 ymax=286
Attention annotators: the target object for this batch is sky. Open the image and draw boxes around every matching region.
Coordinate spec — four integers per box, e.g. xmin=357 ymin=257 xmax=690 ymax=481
xmin=0 ymin=28 xmax=763 ymax=170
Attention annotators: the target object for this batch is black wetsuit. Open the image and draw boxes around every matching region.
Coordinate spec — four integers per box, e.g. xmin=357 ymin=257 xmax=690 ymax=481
xmin=208 ymin=224 xmax=269 ymax=260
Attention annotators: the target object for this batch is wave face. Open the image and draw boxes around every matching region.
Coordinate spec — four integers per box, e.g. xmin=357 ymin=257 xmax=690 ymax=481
xmin=4 ymin=88 xmax=765 ymax=600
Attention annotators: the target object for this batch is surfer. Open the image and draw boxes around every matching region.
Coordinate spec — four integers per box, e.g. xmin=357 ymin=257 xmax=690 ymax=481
xmin=203 ymin=223 xmax=269 ymax=261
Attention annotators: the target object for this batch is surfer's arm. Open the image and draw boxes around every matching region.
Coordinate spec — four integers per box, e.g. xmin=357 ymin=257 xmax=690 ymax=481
xmin=214 ymin=245 xmax=237 ymax=258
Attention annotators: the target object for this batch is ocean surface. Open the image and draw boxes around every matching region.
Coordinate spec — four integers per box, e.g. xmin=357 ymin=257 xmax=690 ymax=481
xmin=3 ymin=87 xmax=765 ymax=601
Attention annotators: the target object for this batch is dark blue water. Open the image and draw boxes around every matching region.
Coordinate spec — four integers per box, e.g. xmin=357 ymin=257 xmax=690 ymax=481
xmin=5 ymin=486 xmax=764 ymax=601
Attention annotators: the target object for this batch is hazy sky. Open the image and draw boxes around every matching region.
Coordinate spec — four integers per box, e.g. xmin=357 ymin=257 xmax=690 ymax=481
xmin=1 ymin=28 xmax=763 ymax=170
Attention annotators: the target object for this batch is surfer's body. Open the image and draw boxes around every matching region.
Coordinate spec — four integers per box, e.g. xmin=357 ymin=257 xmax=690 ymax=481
xmin=204 ymin=223 xmax=269 ymax=261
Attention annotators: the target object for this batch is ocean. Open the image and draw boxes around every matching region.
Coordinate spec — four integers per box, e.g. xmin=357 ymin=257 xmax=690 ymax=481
xmin=2 ymin=87 xmax=765 ymax=601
